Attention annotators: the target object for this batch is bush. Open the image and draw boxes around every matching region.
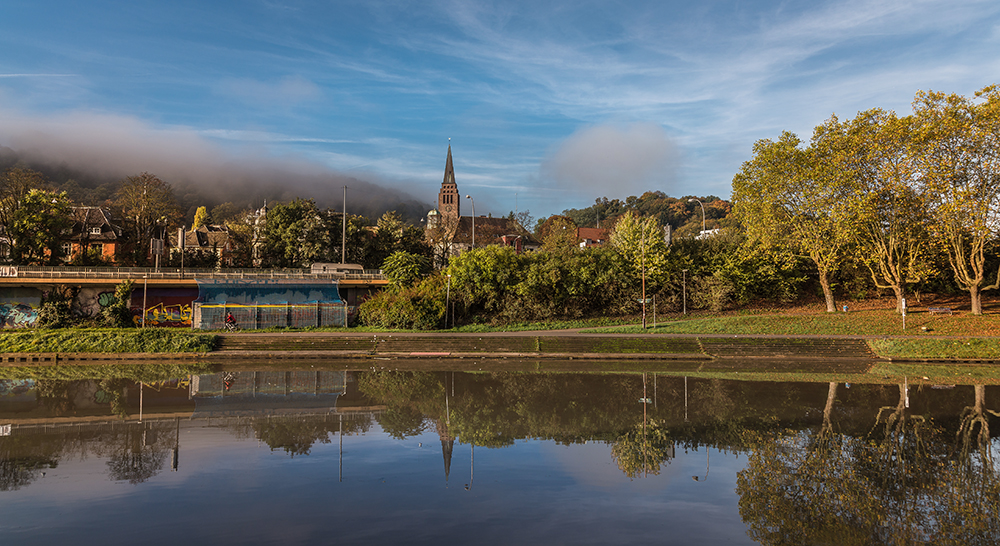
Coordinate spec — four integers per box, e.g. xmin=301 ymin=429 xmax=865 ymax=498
xmin=37 ymin=286 xmax=77 ymax=329
xmin=102 ymin=280 xmax=136 ymax=328
xmin=358 ymin=275 xmax=447 ymax=330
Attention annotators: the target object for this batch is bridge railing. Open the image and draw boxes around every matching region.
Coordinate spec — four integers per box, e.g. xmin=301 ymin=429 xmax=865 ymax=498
xmin=8 ymin=266 xmax=386 ymax=281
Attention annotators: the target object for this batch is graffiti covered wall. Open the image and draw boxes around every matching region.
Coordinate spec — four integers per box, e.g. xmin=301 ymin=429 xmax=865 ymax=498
xmin=0 ymin=285 xmax=199 ymax=328
xmin=0 ymin=287 xmax=41 ymax=328
xmin=129 ymin=287 xmax=198 ymax=327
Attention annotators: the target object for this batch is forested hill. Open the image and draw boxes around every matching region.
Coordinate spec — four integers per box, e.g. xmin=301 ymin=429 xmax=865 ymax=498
xmin=0 ymin=146 xmax=432 ymax=225
xmin=562 ymin=191 xmax=731 ymax=237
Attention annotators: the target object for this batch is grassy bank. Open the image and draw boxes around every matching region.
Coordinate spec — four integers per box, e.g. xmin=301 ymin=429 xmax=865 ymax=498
xmin=0 ymin=329 xmax=217 ymax=354
xmin=595 ymin=308 xmax=1000 ymax=337
xmin=0 ymin=362 xmax=216 ymax=381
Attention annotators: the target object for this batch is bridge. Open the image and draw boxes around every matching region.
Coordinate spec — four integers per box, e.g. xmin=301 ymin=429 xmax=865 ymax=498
xmin=0 ymin=265 xmax=388 ymax=288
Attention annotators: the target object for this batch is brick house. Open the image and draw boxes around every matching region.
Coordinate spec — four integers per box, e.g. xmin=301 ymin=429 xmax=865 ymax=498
xmin=62 ymin=206 xmax=124 ymax=263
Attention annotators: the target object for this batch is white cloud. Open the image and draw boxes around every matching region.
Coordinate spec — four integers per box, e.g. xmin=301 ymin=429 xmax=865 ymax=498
xmin=541 ymin=123 xmax=680 ymax=199
xmin=215 ymin=75 xmax=321 ymax=106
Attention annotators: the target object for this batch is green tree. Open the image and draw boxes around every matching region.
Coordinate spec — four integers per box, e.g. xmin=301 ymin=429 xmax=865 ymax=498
xmin=365 ymin=211 xmax=430 ymax=269
xmin=913 ymin=85 xmax=1000 ymax=315
xmin=609 ymin=211 xmax=670 ymax=290
xmin=732 ymin=132 xmax=851 ymax=312
xmin=539 ymin=215 xmax=578 ymax=256
xmin=446 ymin=245 xmax=525 ymax=316
xmin=382 ymin=251 xmax=431 ymax=288
xmin=260 ymin=199 xmax=339 ymax=268
xmin=0 ymin=167 xmax=50 ymax=254
xmin=8 ymin=189 xmax=73 ymax=265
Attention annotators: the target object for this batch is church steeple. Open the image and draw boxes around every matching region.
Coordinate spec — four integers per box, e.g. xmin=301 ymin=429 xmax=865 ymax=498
xmin=438 ymin=141 xmax=460 ymax=223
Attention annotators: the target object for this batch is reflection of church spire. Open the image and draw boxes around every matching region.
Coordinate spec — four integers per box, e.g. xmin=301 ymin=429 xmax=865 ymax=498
xmin=436 ymin=419 xmax=455 ymax=483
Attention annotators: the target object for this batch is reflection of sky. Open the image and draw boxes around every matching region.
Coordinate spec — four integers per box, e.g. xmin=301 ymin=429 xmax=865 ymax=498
xmin=0 ymin=423 xmax=753 ymax=545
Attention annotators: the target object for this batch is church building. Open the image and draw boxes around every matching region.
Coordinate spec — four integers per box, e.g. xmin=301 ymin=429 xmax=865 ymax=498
xmin=425 ymin=143 xmax=536 ymax=264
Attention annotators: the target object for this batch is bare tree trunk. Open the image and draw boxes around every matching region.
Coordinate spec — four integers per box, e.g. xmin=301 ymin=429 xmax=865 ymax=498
xmin=970 ymin=286 xmax=983 ymax=316
xmin=818 ymin=269 xmax=836 ymax=313
xmin=892 ymin=285 xmax=904 ymax=314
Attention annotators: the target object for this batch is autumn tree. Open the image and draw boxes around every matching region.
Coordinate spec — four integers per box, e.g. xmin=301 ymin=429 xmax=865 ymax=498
xmin=114 ymin=173 xmax=181 ymax=265
xmin=192 ymin=206 xmax=210 ymax=229
xmin=824 ymin=110 xmax=934 ymax=313
xmin=913 ymin=86 xmax=1000 ymax=314
xmin=732 ymin=132 xmax=851 ymax=312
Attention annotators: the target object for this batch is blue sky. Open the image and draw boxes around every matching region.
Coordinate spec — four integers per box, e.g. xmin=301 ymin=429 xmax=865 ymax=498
xmin=1 ymin=0 xmax=998 ymax=220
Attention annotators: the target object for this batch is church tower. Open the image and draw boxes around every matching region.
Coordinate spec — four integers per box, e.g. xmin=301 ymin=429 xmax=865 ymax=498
xmin=437 ymin=143 xmax=460 ymax=224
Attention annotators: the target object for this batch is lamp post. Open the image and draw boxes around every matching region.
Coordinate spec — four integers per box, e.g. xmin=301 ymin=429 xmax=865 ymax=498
xmin=445 ymin=274 xmax=452 ymax=329
xmin=641 ymin=228 xmax=647 ymax=329
xmin=341 ymin=185 xmax=347 ymax=264
xmin=465 ymin=195 xmax=475 ymax=249
xmin=688 ymin=198 xmax=705 ymax=234
xmin=682 ymin=269 xmax=688 ymax=315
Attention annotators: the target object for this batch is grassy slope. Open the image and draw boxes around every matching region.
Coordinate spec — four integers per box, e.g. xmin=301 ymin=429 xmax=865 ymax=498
xmin=0 ymin=329 xmax=217 ymax=353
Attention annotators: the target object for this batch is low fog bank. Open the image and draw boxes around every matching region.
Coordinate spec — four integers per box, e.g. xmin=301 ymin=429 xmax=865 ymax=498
xmin=0 ymin=110 xmax=432 ymax=224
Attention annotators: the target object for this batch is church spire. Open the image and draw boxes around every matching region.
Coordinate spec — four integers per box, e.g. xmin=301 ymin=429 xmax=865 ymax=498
xmin=438 ymin=140 xmax=460 ymax=223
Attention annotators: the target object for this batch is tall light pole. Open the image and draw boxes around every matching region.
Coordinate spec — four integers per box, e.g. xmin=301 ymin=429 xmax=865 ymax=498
xmin=682 ymin=269 xmax=688 ymax=315
xmin=465 ymin=195 xmax=475 ymax=249
xmin=688 ymin=198 xmax=705 ymax=234
xmin=641 ymin=228 xmax=647 ymax=329
xmin=341 ymin=185 xmax=347 ymax=264
xmin=445 ymin=274 xmax=452 ymax=329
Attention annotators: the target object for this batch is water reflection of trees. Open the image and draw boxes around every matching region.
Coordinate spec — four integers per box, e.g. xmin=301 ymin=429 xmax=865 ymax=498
xmin=223 ymin=414 xmax=372 ymax=457
xmin=737 ymin=382 xmax=1000 ymax=545
xmin=103 ymin=423 xmax=169 ymax=484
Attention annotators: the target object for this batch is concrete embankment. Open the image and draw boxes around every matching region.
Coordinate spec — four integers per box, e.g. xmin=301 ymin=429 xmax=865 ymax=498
xmin=1 ymin=333 xmax=884 ymax=373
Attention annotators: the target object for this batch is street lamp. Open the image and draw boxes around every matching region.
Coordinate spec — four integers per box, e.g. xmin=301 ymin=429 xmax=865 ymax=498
xmin=465 ymin=195 xmax=475 ymax=249
xmin=682 ymin=269 xmax=688 ymax=315
xmin=445 ymin=274 xmax=452 ymax=329
xmin=341 ymin=185 xmax=347 ymax=264
xmin=688 ymin=198 xmax=705 ymax=234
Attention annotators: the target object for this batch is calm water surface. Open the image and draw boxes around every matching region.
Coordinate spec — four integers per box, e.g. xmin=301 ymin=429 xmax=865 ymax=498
xmin=0 ymin=366 xmax=997 ymax=545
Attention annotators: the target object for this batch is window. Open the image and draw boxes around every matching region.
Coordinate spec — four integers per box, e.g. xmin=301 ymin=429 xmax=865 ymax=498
xmin=90 ymin=227 xmax=102 ymax=235
xmin=61 ymin=242 xmax=73 ymax=256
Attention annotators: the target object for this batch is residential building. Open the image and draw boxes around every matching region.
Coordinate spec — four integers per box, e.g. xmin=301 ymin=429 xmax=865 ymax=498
xmin=63 ymin=206 xmax=124 ymax=263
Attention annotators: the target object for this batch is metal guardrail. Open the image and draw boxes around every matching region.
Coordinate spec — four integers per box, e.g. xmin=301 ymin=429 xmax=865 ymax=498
xmin=4 ymin=266 xmax=386 ymax=281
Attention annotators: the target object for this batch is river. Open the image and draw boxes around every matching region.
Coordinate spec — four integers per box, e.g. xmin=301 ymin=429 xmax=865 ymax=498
xmin=0 ymin=364 xmax=997 ymax=545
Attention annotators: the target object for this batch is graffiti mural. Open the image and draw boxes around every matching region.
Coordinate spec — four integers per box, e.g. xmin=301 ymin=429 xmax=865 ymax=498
xmin=130 ymin=287 xmax=199 ymax=327
xmin=75 ymin=287 xmax=115 ymax=319
xmin=0 ymin=303 xmax=38 ymax=328
xmin=134 ymin=302 xmax=194 ymax=327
